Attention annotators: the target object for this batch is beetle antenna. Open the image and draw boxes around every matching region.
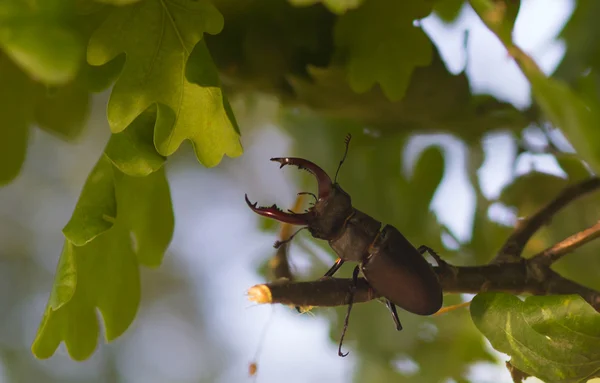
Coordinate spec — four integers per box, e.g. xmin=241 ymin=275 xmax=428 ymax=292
xmin=274 ymin=227 xmax=308 ymax=249
xmin=338 ymin=265 xmax=360 ymax=357
xmin=334 ymin=134 xmax=352 ymax=184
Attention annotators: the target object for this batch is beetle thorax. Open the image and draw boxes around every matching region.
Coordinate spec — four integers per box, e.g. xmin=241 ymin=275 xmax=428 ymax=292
xmin=307 ymin=184 xmax=353 ymax=240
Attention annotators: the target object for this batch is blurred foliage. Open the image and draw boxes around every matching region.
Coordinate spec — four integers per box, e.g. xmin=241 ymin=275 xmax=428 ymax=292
xmin=0 ymin=0 xmax=600 ymax=382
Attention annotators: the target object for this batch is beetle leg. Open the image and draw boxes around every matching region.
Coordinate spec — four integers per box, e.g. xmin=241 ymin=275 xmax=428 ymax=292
xmin=385 ymin=299 xmax=403 ymax=331
xmin=274 ymin=227 xmax=308 ymax=248
xmin=338 ymin=265 xmax=360 ymax=357
xmin=323 ymin=258 xmax=345 ymax=277
xmin=270 ymin=157 xmax=333 ymax=199
xmin=298 ymin=257 xmax=345 ymax=313
xmin=245 ymin=195 xmax=311 ymax=225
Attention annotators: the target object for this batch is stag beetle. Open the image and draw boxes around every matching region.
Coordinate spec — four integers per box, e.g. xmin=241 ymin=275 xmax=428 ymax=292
xmin=245 ymin=135 xmax=443 ymax=356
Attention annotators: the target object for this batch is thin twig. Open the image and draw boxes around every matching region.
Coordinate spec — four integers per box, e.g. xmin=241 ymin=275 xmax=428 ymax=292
xmin=529 ymin=220 xmax=600 ymax=267
xmin=493 ymin=177 xmax=600 ymax=263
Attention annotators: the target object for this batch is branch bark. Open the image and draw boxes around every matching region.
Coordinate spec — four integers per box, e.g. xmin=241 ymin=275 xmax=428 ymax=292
xmin=529 ymin=220 xmax=600 ymax=267
xmin=249 ymin=261 xmax=600 ymax=311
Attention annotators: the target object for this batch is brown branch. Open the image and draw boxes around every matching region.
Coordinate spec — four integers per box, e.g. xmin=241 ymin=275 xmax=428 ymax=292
xmin=493 ymin=177 xmax=600 ymax=263
xmin=529 ymin=220 xmax=600 ymax=267
xmin=248 ymin=261 xmax=600 ymax=311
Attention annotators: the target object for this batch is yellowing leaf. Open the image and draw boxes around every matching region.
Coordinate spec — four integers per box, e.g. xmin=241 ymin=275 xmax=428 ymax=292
xmin=334 ymin=0 xmax=434 ymax=100
xmin=87 ymin=0 xmax=242 ymax=167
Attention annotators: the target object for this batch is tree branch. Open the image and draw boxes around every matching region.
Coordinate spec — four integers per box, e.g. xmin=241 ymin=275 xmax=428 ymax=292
xmin=493 ymin=177 xmax=600 ymax=263
xmin=249 ymin=261 xmax=600 ymax=312
xmin=529 ymin=220 xmax=600 ymax=267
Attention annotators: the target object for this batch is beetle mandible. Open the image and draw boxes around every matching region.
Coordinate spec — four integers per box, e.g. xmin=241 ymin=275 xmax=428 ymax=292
xmin=245 ymin=134 xmax=444 ymax=356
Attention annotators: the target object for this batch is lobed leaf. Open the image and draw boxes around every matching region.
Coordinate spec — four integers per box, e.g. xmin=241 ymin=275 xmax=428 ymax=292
xmin=32 ymin=226 xmax=140 ymax=361
xmin=334 ymin=0 xmax=434 ymax=101
xmin=471 ymin=293 xmax=600 ymax=383
xmin=62 ymin=155 xmax=118 ymax=246
xmin=105 ymin=107 xmax=166 ymax=177
xmin=33 ymin=160 xmax=174 ymax=360
xmin=288 ymin=52 xmax=528 ymax=143
xmin=87 ymin=0 xmax=242 ymax=167
xmin=114 ymin=167 xmax=174 ymax=267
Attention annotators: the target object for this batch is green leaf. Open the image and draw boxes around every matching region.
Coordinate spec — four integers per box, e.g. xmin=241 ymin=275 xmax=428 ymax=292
xmin=49 ymin=241 xmax=77 ymax=310
xmin=80 ymin=54 xmax=126 ymax=93
xmin=0 ymin=52 xmax=90 ymax=185
xmin=35 ymin=83 xmax=90 ymax=139
xmin=0 ymin=0 xmax=84 ymax=84
xmin=288 ymin=0 xmax=364 ymax=14
xmin=433 ymin=0 xmax=465 ymax=23
xmin=556 ymin=153 xmax=593 ymax=182
xmin=527 ymin=72 xmax=600 ymax=174
xmin=471 ymin=293 xmax=600 ymax=383
xmin=62 ymin=155 xmax=117 ymax=246
xmin=553 ymin=0 xmax=600 ymax=84
xmin=469 ymin=0 xmax=519 ymax=44
xmin=499 ymin=172 xmax=568 ymax=217
xmin=0 ymin=53 xmax=33 ymax=185
xmin=105 ymin=107 xmax=166 ymax=176
xmin=334 ymin=0 xmax=434 ymax=100
xmin=33 ymin=161 xmax=174 ymax=360
xmin=114 ymin=168 xmax=174 ymax=267
xmin=32 ymin=224 xmax=140 ymax=360
xmin=87 ymin=0 xmax=242 ymax=167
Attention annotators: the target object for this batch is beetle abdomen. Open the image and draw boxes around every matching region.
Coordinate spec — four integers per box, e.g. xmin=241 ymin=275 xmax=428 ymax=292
xmin=362 ymin=225 xmax=443 ymax=315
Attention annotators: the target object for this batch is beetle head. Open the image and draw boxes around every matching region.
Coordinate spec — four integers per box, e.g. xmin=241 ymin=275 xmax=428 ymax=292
xmin=245 ymin=157 xmax=353 ymax=240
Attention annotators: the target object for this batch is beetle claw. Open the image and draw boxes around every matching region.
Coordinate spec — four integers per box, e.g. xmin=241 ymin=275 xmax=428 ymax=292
xmin=270 ymin=157 xmax=333 ymax=199
xmin=245 ymin=194 xmax=311 ymax=226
